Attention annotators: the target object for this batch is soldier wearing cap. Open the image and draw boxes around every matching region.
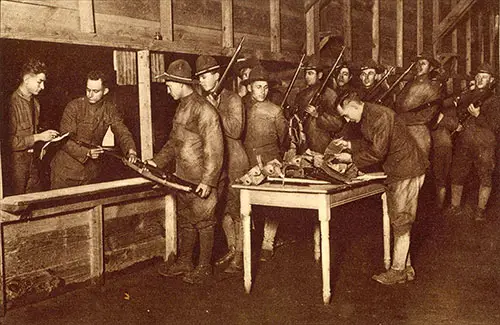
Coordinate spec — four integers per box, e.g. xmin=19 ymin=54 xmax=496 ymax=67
xmin=446 ymin=63 xmax=500 ymax=221
xmin=294 ymin=55 xmax=344 ymax=153
xmin=393 ymin=52 xmax=442 ymax=157
xmin=195 ymin=55 xmax=249 ymax=273
xmin=355 ymin=59 xmax=388 ymax=103
xmin=243 ymin=65 xmax=287 ymax=261
xmin=149 ymin=59 xmax=224 ymax=284
xmin=333 ymin=61 xmax=353 ymax=94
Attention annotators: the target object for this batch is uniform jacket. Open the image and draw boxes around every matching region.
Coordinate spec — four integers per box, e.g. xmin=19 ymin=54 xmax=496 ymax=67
xmin=210 ymin=89 xmax=249 ymax=181
xmin=351 ymin=103 xmax=429 ymax=183
xmin=51 ymin=97 xmax=137 ymax=186
xmin=294 ymin=84 xmax=343 ymax=153
xmin=154 ymin=92 xmax=223 ymax=188
xmin=431 ymin=105 xmax=458 ymax=148
xmin=244 ymin=100 xmax=287 ymax=166
xmin=7 ymin=89 xmax=40 ymax=151
xmin=356 ymin=83 xmax=391 ymax=106
xmin=394 ymin=74 xmax=442 ymax=125
xmin=455 ymin=91 xmax=500 ymax=148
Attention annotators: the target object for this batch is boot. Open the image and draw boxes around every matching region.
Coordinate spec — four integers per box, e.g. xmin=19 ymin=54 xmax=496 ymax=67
xmin=224 ymin=252 xmax=243 ymax=274
xmin=183 ymin=264 xmax=212 ymax=284
xmin=158 ymin=228 xmax=196 ymax=277
xmin=183 ymin=226 xmax=214 ymax=284
xmin=215 ymin=246 xmax=235 ymax=266
xmin=436 ymin=186 xmax=446 ymax=212
xmin=215 ymin=215 xmax=236 ymax=266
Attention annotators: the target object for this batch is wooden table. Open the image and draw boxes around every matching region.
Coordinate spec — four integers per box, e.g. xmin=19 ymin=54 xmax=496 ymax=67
xmin=233 ymin=180 xmax=389 ymax=305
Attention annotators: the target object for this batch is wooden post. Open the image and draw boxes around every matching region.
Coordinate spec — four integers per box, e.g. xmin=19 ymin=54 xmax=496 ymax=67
xmin=479 ymin=11 xmax=484 ymax=64
xmin=305 ymin=3 xmax=319 ymax=55
xmin=78 ymin=0 xmax=95 ymax=33
xmin=498 ymin=0 xmax=500 ymax=78
xmin=372 ymin=0 xmax=380 ymax=63
xmin=0 ymin=225 xmax=5 ymax=316
xmin=0 ymin=145 xmax=3 ymax=199
xmin=164 ymin=194 xmax=177 ymax=263
xmin=450 ymin=0 xmax=458 ymax=93
xmin=396 ymin=0 xmax=404 ymax=67
xmin=137 ymin=50 xmax=153 ymax=160
xmin=466 ymin=13 xmax=472 ymax=75
xmin=489 ymin=10 xmax=495 ymax=66
xmin=270 ymin=0 xmax=281 ymax=53
xmin=343 ymin=0 xmax=352 ymax=60
xmin=89 ymin=205 xmax=104 ymax=286
xmin=433 ymin=0 xmax=440 ymax=57
xmin=417 ymin=0 xmax=424 ymax=54
xmin=159 ymin=0 xmax=173 ymax=41
xmin=222 ymin=0 xmax=234 ymax=48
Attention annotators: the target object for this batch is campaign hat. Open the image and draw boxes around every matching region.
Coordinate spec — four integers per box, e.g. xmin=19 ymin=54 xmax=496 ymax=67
xmin=155 ymin=59 xmax=195 ymax=84
xmin=415 ymin=51 xmax=441 ymax=68
xmin=194 ymin=55 xmax=221 ymax=77
xmin=473 ymin=63 xmax=495 ymax=77
xmin=302 ymin=55 xmax=326 ymax=72
xmin=358 ymin=59 xmax=384 ymax=74
xmin=246 ymin=65 xmax=270 ymax=84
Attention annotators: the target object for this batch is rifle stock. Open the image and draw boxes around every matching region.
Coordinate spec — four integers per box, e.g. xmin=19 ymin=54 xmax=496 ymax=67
xmin=376 ymin=61 xmax=416 ymax=104
xmin=211 ymin=37 xmax=245 ymax=98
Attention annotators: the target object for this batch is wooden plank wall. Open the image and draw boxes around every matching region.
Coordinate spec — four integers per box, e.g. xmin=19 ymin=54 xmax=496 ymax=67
xmin=0 ymin=0 xmax=304 ymax=61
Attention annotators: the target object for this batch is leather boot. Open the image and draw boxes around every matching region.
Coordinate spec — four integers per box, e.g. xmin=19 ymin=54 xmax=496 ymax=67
xmin=158 ymin=228 xmax=196 ymax=277
xmin=183 ymin=226 xmax=214 ymax=284
xmin=224 ymin=252 xmax=243 ymax=274
xmin=214 ymin=246 xmax=235 ymax=266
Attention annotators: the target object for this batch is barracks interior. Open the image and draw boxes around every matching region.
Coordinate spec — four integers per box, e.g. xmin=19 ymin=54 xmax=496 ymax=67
xmin=0 ymin=0 xmax=499 ymax=324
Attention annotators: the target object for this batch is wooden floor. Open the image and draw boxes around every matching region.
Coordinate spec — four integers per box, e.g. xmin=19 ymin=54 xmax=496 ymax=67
xmin=1 ymin=183 xmax=500 ymax=325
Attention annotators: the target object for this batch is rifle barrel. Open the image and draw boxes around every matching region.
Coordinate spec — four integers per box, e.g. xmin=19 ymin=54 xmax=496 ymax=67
xmin=280 ymin=53 xmax=306 ymax=109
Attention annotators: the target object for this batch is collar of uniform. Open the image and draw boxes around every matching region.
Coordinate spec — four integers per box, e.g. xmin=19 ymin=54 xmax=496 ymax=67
xmin=16 ymin=87 xmax=33 ymax=102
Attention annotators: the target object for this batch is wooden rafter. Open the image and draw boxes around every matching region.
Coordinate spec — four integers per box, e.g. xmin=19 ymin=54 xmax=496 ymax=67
xmin=222 ymin=0 xmax=234 ymax=48
xmin=306 ymin=2 xmax=319 ymax=55
xmin=78 ymin=0 xmax=95 ymax=33
xmin=137 ymin=50 xmax=153 ymax=160
xmin=396 ymin=0 xmax=403 ymax=66
xmin=432 ymin=0 xmax=477 ymax=44
xmin=417 ymin=0 xmax=424 ymax=54
xmin=342 ymin=0 xmax=352 ymax=60
xmin=372 ymin=0 xmax=379 ymax=63
xmin=159 ymin=0 xmax=173 ymax=41
xmin=270 ymin=0 xmax=281 ymax=53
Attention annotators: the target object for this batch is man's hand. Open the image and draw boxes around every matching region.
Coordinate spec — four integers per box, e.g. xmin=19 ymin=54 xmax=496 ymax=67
xmin=145 ymin=159 xmax=158 ymax=168
xmin=126 ymin=149 xmax=138 ymax=164
xmin=331 ymin=138 xmax=351 ymax=150
xmin=304 ymin=105 xmax=319 ymax=118
xmin=467 ymin=103 xmax=480 ymax=117
xmin=333 ymin=152 xmax=353 ymax=163
xmin=35 ymin=129 xmax=59 ymax=142
xmin=87 ymin=147 xmax=104 ymax=159
xmin=195 ymin=183 xmax=212 ymax=198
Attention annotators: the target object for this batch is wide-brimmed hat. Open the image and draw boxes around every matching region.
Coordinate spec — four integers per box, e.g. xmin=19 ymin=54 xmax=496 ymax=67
xmin=234 ymin=56 xmax=260 ymax=75
xmin=155 ymin=59 xmax=195 ymax=84
xmin=194 ymin=55 xmax=221 ymax=77
xmin=415 ymin=51 xmax=441 ymax=68
xmin=358 ymin=59 xmax=384 ymax=74
xmin=473 ymin=63 xmax=495 ymax=77
xmin=246 ymin=65 xmax=270 ymax=84
xmin=302 ymin=55 xmax=325 ymax=72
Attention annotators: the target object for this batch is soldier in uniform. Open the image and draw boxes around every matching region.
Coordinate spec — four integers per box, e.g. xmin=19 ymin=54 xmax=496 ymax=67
xmin=446 ymin=63 xmax=500 ymax=221
xmin=294 ymin=55 xmax=344 ymax=154
xmin=355 ymin=59 xmax=388 ymax=103
xmin=149 ymin=59 xmax=224 ymax=284
xmin=195 ymin=55 xmax=249 ymax=273
xmin=334 ymin=91 xmax=428 ymax=285
xmin=393 ymin=52 xmax=442 ymax=158
xmin=333 ymin=61 xmax=353 ymax=94
xmin=243 ymin=65 xmax=288 ymax=261
xmin=50 ymin=70 xmax=138 ymax=189
xmin=5 ymin=58 xmax=59 ymax=195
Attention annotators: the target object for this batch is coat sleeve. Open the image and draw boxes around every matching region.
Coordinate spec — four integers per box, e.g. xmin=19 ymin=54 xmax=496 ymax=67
xmin=219 ymin=93 xmax=245 ymax=140
xmin=7 ymin=96 xmax=36 ymax=151
xmin=59 ymin=101 xmax=90 ymax=164
xmin=351 ymin=114 xmax=391 ymax=169
xmin=317 ymin=88 xmax=344 ymax=133
xmin=153 ymin=138 xmax=175 ymax=169
xmin=199 ymin=105 xmax=224 ymax=187
xmin=107 ymin=103 xmax=137 ymax=155
xmin=398 ymin=83 xmax=442 ymax=125
xmin=274 ymin=109 xmax=288 ymax=149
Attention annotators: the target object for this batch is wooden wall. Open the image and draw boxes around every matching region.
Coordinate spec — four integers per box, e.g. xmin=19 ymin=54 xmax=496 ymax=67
xmin=0 ymin=0 xmax=305 ymax=62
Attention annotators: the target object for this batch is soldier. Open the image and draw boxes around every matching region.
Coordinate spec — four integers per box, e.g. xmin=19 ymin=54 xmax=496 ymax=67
xmin=50 ymin=70 xmax=138 ymax=189
xmin=446 ymin=63 xmax=500 ymax=221
xmin=393 ymin=52 xmax=442 ymax=157
xmin=5 ymin=58 xmax=59 ymax=195
xmin=150 ymin=59 xmax=224 ymax=284
xmin=243 ymin=65 xmax=287 ymax=261
xmin=294 ymin=55 xmax=344 ymax=153
xmin=355 ymin=59 xmax=388 ymax=103
xmin=334 ymin=91 xmax=428 ymax=284
xmin=195 ymin=55 xmax=249 ymax=273
xmin=333 ymin=61 xmax=353 ymax=94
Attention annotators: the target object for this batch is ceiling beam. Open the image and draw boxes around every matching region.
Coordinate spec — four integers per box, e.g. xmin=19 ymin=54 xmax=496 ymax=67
xmin=432 ymin=0 xmax=477 ymax=44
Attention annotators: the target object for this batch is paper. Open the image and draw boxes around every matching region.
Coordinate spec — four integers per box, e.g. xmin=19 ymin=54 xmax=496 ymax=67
xmin=39 ymin=132 xmax=70 ymax=160
xmin=352 ymin=172 xmax=387 ymax=181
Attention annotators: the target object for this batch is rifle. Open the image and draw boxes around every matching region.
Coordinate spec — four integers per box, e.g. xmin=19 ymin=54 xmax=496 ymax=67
xmin=210 ymin=37 xmax=245 ymax=100
xmin=375 ymin=61 xmax=416 ymax=104
xmin=280 ymin=53 xmax=306 ymax=111
xmin=364 ymin=66 xmax=395 ymax=102
xmin=71 ymin=137 xmax=194 ymax=192
xmin=451 ymin=88 xmax=493 ymax=134
xmin=307 ymin=46 xmax=346 ymax=108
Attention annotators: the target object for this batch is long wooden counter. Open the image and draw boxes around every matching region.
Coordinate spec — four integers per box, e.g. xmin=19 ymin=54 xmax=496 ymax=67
xmin=0 ymin=178 xmax=177 ymax=315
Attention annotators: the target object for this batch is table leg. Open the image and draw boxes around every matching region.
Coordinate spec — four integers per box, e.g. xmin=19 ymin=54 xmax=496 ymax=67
xmin=241 ymin=190 xmax=252 ymax=294
xmin=381 ymin=192 xmax=391 ymax=270
xmin=318 ymin=196 xmax=331 ymax=305
xmin=313 ymin=223 xmax=320 ymax=262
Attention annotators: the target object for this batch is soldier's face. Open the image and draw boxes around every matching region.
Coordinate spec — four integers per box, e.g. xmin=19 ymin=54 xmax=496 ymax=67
xmin=24 ymin=72 xmax=46 ymax=96
xmin=360 ymin=69 xmax=376 ymax=87
xmin=337 ymin=68 xmax=351 ymax=86
xmin=339 ymin=100 xmax=362 ymax=123
xmin=417 ymin=59 xmax=430 ymax=76
xmin=475 ymin=72 xmax=493 ymax=89
xmin=249 ymin=81 xmax=269 ymax=102
xmin=86 ymin=79 xmax=108 ymax=104
xmin=305 ymin=69 xmax=321 ymax=86
xmin=165 ymin=81 xmax=183 ymax=100
xmin=198 ymin=71 xmax=219 ymax=92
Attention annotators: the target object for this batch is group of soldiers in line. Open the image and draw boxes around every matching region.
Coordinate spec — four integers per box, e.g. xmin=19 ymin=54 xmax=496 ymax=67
xmin=5 ymin=48 xmax=499 ymax=286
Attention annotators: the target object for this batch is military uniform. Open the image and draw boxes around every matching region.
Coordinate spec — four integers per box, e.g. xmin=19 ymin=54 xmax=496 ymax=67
xmin=50 ymin=97 xmax=137 ymax=189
